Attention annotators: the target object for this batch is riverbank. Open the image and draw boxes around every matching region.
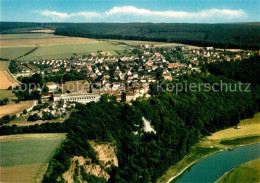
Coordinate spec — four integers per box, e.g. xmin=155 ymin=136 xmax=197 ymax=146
xmin=157 ymin=113 xmax=260 ymax=183
xmin=216 ymin=158 xmax=260 ymax=183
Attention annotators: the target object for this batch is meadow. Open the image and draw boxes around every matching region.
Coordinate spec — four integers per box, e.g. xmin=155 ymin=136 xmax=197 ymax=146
xmin=0 ymin=89 xmax=15 ymax=100
xmin=208 ymin=113 xmax=260 ymax=140
xmin=107 ymin=39 xmax=201 ymax=49
xmin=217 ymin=158 xmax=260 ymax=183
xmin=0 ymin=33 xmax=200 ymax=61
xmin=0 ymin=133 xmax=66 ymax=183
xmin=0 ymin=34 xmax=129 ymax=61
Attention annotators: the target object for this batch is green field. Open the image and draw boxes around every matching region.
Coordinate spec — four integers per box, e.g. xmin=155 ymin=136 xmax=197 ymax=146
xmin=21 ymin=41 xmax=127 ymax=60
xmin=0 ymin=133 xmax=66 ymax=182
xmin=0 ymin=47 xmax=35 ymax=60
xmin=0 ymin=33 xmax=64 ymax=40
xmin=0 ymin=89 xmax=15 ymax=100
xmin=0 ymin=33 xmax=130 ymax=61
xmin=0 ymin=33 xmax=200 ymax=61
xmin=217 ymin=158 xmax=260 ymax=183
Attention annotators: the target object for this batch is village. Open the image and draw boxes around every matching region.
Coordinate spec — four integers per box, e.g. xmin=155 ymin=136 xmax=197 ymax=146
xmin=12 ymin=45 xmax=255 ymax=109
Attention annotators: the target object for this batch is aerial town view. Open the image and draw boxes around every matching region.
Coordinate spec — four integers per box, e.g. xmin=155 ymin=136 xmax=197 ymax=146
xmin=0 ymin=0 xmax=259 ymax=183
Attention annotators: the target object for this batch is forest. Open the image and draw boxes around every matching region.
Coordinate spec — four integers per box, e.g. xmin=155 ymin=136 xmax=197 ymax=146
xmin=1 ymin=22 xmax=260 ymax=49
xmin=0 ymin=55 xmax=259 ymax=182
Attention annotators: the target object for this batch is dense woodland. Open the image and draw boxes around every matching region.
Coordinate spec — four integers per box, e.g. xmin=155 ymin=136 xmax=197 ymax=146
xmin=1 ymin=22 xmax=260 ymax=49
xmin=0 ymin=55 xmax=259 ymax=182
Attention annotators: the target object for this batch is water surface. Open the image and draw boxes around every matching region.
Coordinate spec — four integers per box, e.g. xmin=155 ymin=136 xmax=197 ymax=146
xmin=172 ymin=143 xmax=260 ymax=183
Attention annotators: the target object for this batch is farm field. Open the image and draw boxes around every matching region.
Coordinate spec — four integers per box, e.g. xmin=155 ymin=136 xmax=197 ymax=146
xmin=0 ymin=100 xmax=36 ymax=118
xmin=157 ymin=113 xmax=260 ymax=183
xmin=106 ymin=39 xmax=201 ymax=49
xmin=0 ymin=89 xmax=15 ymax=100
xmin=0 ymin=33 xmax=200 ymax=61
xmin=0 ymin=33 xmax=63 ymax=40
xmin=0 ymin=47 xmax=35 ymax=60
xmin=0 ymin=61 xmax=18 ymax=89
xmin=0 ymin=34 xmax=129 ymax=60
xmin=0 ymin=133 xmax=66 ymax=183
xmin=208 ymin=113 xmax=260 ymax=140
xmin=217 ymin=158 xmax=260 ymax=183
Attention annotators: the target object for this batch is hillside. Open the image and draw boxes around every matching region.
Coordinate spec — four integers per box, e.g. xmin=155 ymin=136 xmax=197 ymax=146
xmin=1 ymin=22 xmax=260 ymax=49
xmin=0 ymin=55 xmax=259 ymax=182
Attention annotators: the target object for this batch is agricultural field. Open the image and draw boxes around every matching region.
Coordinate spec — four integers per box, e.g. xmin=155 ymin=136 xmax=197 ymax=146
xmin=0 ymin=89 xmax=15 ymax=100
xmin=0 ymin=100 xmax=36 ymax=118
xmin=217 ymin=158 xmax=260 ymax=183
xmin=0 ymin=133 xmax=66 ymax=183
xmin=106 ymin=39 xmax=201 ymax=49
xmin=0 ymin=33 xmax=63 ymax=40
xmin=0 ymin=61 xmax=18 ymax=89
xmin=0 ymin=33 xmax=200 ymax=61
xmin=0 ymin=33 xmax=129 ymax=61
xmin=208 ymin=113 xmax=260 ymax=140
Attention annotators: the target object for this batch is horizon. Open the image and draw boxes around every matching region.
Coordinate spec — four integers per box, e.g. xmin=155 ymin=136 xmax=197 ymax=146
xmin=1 ymin=21 xmax=260 ymax=24
xmin=1 ymin=0 xmax=260 ymax=23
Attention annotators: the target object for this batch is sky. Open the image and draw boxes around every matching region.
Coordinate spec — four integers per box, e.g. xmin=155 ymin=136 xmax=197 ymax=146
xmin=1 ymin=0 xmax=259 ymax=23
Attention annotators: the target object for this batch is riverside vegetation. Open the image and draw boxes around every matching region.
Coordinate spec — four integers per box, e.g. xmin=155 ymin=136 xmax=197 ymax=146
xmin=0 ymin=54 xmax=259 ymax=182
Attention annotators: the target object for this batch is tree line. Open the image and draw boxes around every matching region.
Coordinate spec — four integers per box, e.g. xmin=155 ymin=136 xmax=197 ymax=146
xmin=1 ymin=22 xmax=260 ymax=49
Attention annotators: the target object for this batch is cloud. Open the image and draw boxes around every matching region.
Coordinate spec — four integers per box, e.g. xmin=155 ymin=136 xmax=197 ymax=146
xmin=38 ymin=6 xmax=247 ymax=21
xmin=73 ymin=12 xmax=100 ymax=18
xmin=105 ymin=6 xmax=247 ymax=19
xmin=39 ymin=10 xmax=69 ymax=18
xmin=39 ymin=10 xmax=99 ymax=19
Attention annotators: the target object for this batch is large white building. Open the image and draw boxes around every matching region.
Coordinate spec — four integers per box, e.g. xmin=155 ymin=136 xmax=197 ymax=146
xmin=53 ymin=93 xmax=101 ymax=104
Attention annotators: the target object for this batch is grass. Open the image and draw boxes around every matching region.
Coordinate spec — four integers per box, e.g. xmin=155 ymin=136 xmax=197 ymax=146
xmin=0 ymin=133 xmax=66 ymax=183
xmin=0 ymin=89 xmax=15 ymax=100
xmin=157 ymin=113 xmax=260 ymax=183
xmin=0 ymin=34 xmax=129 ymax=61
xmin=1 ymin=34 xmax=200 ymax=61
xmin=106 ymin=39 xmax=201 ymax=49
xmin=220 ymin=136 xmax=260 ymax=146
xmin=208 ymin=113 xmax=260 ymax=140
xmin=0 ymin=47 xmax=36 ymax=60
xmin=0 ymin=33 xmax=65 ymax=40
xmin=21 ymin=41 xmax=127 ymax=60
xmin=217 ymin=158 xmax=260 ymax=183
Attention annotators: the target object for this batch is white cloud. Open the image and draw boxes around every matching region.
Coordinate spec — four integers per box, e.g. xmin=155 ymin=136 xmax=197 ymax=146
xmin=106 ymin=6 xmax=247 ymax=19
xmin=40 ymin=10 xmax=70 ymax=18
xmin=38 ymin=6 xmax=247 ymax=21
xmin=72 ymin=12 xmax=100 ymax=18
xmin=39 ymin=10 xmax=99 ymax=19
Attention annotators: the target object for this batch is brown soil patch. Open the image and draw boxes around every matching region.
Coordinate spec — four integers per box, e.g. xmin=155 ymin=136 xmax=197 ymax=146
xmin=89 ymin=141 xmax=118 ymax=168
xmin=63 ymin=156 xmax=109 ymax=182
xmin=28 ymin=29 xmax=55 ymax=33
xmin=63 ymin=141 xmax=118 ymax=182
xmin=0 ymin=70 xmax=18 ymax=89
xmin=0 ymin=100 xmax=35 ymax=118
xmin=0 ymin=163 xmax=49 ymax=183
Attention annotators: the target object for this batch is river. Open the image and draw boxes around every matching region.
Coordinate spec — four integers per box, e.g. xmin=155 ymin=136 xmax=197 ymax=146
xmin=171 ymin=143 xmax=260 ymax=183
